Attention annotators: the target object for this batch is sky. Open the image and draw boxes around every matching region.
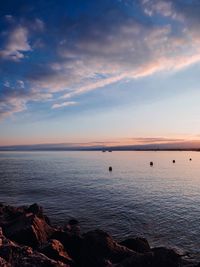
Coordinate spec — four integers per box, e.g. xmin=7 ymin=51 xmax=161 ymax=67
xmin=1 ymin=0 xmax=200 ymax=147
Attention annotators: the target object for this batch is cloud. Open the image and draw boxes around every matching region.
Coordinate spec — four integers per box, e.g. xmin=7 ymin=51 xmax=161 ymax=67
xmin=32 ymin=18 xmax=45 ymax=31
xmin=0 ymin=17 xmax=44 ymax=61
xmin=142 ymin=0 xmax=183 ymax=20
xmin=0 ymin=84 xmax=52 ymax=119
xmin=4 ymin=15 xmax=15 ymax=23
xmin=1 ymin=1 xmax=200 ymax=118
xmin=52 ymin=101 xmax=77 ymax=109
xmin=27 ymin=2 xmax=200 ymax=100
xmin=0 ymin=26 xmax=31 ymax=61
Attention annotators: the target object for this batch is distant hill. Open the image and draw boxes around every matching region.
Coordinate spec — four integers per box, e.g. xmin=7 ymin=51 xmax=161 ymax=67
xmin=0 ymin=141 xmax=200 ymax=151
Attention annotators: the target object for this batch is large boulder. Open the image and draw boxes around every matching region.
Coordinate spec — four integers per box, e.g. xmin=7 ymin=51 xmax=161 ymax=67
xmin=152 ymin=247 xmax=181 ymax=267
xmin=0 ymin=227 xmax=69 ymax=267
xmin=113 ymin=247 xmax=182 ymax=267
xmin=0 ymin=256 xmax=10 ymax=267
xmin=79 ymin=229 xmax=136 ymax=267
xmin=4 ymin=213 xmax=54 ymax=248
xmin=0 ymin=203 xmax=51 ymax=228
xmin=115 ymin=252 xmax=153 ymax=267
xmin=51 ymin=229 xmax=83 ymax=263
xmin=26 ymin=203 xmax=51 ymax=225
xmin=64 ymin=219 xmax=81 ymax=236
xmin=39 ymin=239 xmax=74 ymax=265
xmin=0 ymin=203 xmax=25 ymax=228
xmin=0 ymin=203 xmax=54 ymax=248
xmin=120 ymin=237 xmax=151 ymax=253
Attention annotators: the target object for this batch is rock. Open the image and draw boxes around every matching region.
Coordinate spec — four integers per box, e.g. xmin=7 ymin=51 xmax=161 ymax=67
xmin=39 ymin=239 xmax=74 ymax=265
xmin=0 ymin=204 xmax=25 ymax=228
xmin=4 ymin=213 xmax=54 ymax=248
xmin=0 ymin=203 xmax=196 ymax=267
xmin=115 ymin=252 xmax=153 ymax=267
xmin=120 ymin=237 xmax=151 ymax=253
xmin=0 ymin=203 xmax=51 ymax=228
xmin=152 ymin=247 xmax=181 ymax=267
xmin=115 ymin=247 xmax=182 ymax=267
xmin=26 ymin=203 xmax=51 ymax=225
xmin=1 ymin=244 xmax=69 ymax=266
xmin=0 ymin=256 xmax=11 ymax=267
xmin=0 ymin=202 xmax=54 ymax=251
xmin=0 ymin=227 xmax=69 ymax=266
xmin=51 ymin=230 xmax=83 ymax=263
xmin=80 ymin=229 xmax=136 ymax=266
xmin=16 ymin=252 xmax=70 ymax=267
xmin=64 ymin=219 xmax=81 ymax=236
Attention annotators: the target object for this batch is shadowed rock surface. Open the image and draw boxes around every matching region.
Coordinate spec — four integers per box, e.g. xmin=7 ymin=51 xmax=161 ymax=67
xmin=0 ymin=226 xmax=69 ymax=266
xmin=51 ymin=229 xmax=83 ymax=263
xmin=80 ymin=229 xmax=136 ymax=266
xmin=0 ymin=203 xmax=199 ymax=267
xmin=39 ymin=239 xmax=74 ymax=265
xmin=120 ymin=237 xmax=151 ymax=253
xmin=0 ymin=203 xmax=54 ymax=248
xmin=152 ymin=247 xmax=181 ymax=267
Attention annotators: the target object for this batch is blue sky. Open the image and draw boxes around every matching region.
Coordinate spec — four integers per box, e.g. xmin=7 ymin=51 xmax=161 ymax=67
xmin=1 ymin=0 xmax=200 ymax=146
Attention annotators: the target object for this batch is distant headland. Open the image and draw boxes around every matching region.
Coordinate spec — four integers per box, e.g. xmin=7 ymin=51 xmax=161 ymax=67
xmin=0 ymin=142 xmax=200 ymax=152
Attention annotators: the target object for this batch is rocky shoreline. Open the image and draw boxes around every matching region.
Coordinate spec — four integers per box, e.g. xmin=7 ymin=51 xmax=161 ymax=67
xmin=0 ymin=203 xmax=199 ymax=267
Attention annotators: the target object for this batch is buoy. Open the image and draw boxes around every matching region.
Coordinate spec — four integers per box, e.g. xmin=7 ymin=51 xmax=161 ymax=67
xmin=172 ymin=160 xmax=175 ymax=163
xmin=150 ymin=162 xmax=153 ymax=166
xmin=109 ymin=166 xmax=112 ymax=171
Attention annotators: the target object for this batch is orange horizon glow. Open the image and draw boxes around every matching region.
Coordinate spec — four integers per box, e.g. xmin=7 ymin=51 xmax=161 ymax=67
xmin=1 ymin=135 xmax=200 ymax=147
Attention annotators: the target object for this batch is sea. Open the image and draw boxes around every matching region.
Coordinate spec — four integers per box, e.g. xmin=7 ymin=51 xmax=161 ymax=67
xmin=0 ymin=151 xmax=199 ymax=260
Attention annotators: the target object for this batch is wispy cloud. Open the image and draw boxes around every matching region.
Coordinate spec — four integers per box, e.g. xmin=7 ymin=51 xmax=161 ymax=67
xmin=0 ymin=26 xmax=31 ymax=61
xmin=52 ymin=101 xmax=77 ymax=109
xmin=0 ymin=17 xmax=44 ymax=61
xmin=0 ymin=84 xmax=52 ymax=120
xmin=1 ymin=0 xmax=200 ymax=118
xmin=28 ymin=4 xmax=200 ymax=100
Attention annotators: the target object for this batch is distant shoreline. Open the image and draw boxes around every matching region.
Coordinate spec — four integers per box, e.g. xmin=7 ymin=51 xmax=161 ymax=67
xmin=0 ymin=148 xmax=200 ymax=152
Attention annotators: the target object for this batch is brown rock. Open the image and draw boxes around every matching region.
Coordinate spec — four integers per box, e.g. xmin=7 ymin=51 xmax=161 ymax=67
xmin=52 ymin=230 xmax=83 ymax=263
xmin=80 ymin=229 xmax=136 ymax=266
xmin=0 ymin=203 xmax=51 ymax=228
xmin=152 ymin=247 xmax=181 ymax=267
xmin=0 ymin=227 xmax=69 ymax=267
xmin=64 ymin=219 xmax=81 ymax=236
xmin=39 ymin=239 xmax=74 ymax=265
xmin=26 ymin=203 xmax=51 ymax=225
xmin=4 ymin=213 xmax=54 ymax=248
xmin=0 ymin=204 xmax=25 ymax=228
xmin=115 ymin=252 xmax=153 ymax=267
xmin=120 ymin=237 xmax=151 ymax=253
xmin=0 ymin=256 xmax=11 ymax=267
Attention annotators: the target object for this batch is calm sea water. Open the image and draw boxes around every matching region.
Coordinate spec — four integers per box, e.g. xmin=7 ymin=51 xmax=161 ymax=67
xmin=0 ymin=151 xmax=199 ymax=259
